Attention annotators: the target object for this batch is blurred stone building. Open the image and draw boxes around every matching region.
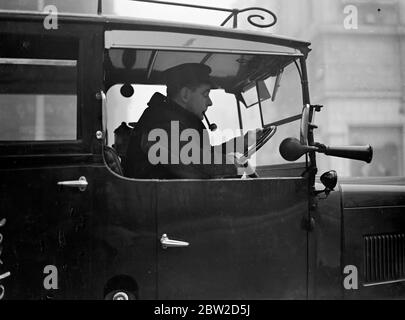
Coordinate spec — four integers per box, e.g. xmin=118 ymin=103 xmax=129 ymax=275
xmin=251 ymin=0 xmax=405 ymax=177
xmin=0 ymin=0 xmax=98 ymax=13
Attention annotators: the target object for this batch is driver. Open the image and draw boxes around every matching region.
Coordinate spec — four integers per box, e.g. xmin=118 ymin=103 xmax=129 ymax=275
xmin=124 ymin=63 xmax=260 ymax=179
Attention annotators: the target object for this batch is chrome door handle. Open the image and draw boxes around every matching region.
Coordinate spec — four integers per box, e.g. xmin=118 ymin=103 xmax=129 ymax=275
xmin=57 ymin=176 xmax=88 ymax=191
xmin=160 ymin=234 xmax=189 ymax=249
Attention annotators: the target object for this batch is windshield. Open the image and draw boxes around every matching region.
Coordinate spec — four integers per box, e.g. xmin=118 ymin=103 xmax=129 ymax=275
xmin=207 ymin=64 xmax=303 ymax=166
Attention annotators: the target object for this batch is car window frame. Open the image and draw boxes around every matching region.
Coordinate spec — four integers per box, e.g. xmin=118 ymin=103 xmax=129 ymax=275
xmin=0 ymin=19 xmax=102 ymax=157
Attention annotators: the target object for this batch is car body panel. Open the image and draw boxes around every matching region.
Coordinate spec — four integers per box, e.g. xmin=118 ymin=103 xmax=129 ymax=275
xmin=310 ymin=178 xmax=405 ymax=300
xmin=0 ymin=164 xmax=96 ymax=299
xmin=156 ymin=178 xmax=309 ymax=299
xmin=309 ymin=187 xmax=343 ymax=299
xmin=340 ymin=180 xmax=405 ymax=299
xmin=90 ymin=168 xmax=158 ymax=299
xmin=0 ymin=17 xmax=105 ymax=299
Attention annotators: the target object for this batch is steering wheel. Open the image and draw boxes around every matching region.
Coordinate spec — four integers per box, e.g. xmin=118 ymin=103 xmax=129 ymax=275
xmin=236 ymin=125 xmax=277 ymax=178
xmin=238 ymin=125 xmax=277 ymax=163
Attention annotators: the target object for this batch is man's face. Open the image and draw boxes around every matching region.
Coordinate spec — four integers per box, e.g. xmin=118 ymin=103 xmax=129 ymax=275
xmin=185 ymin=84 xmax=212 ymax=120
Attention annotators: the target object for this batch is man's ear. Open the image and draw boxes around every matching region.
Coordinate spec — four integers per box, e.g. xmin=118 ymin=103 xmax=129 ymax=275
xmin=179 ymin=87 xmax=190 ymax=103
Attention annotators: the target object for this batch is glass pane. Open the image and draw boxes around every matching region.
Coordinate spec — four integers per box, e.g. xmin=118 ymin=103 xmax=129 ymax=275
xmin=153 ymin=51 xmax=206 ymax=72
xmin=0 ymin=59 xmax=78 ymax=141
xmin=241 ymin=85 xmax=259 ymax=108
xmin=246 ymin=65 xmax=302 ymax=166
xmin=0 ymin=0 xmax=99 ymax=14
xmin=108 ymin=49 xmax=151 ymax=70
xmin=0 ymin=94 xmax=76 ymax=141
xmin=206 ymin=54 xmax=252 ymax=78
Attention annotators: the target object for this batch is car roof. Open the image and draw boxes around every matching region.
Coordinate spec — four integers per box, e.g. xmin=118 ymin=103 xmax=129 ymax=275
xmin=0 ymin=10 xmax=311 ymax=55
xmin=0 ymin=10 xmax=311 ymax=93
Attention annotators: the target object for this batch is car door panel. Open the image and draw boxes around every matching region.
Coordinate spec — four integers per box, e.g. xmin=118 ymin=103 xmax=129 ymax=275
xmin=89 ymin=169 xmax=157 ymax=299
xmin=157 ymin=178 xmax=309 ymax=299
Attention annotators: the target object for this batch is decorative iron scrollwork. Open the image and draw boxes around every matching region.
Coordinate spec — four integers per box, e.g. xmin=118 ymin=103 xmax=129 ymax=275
xmin=238 ymin=7 xmax=277 ymax=28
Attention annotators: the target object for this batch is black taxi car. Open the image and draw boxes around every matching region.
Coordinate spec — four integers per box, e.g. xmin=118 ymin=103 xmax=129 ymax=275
xmin=0 ymin=5 xmax=404 ymax=300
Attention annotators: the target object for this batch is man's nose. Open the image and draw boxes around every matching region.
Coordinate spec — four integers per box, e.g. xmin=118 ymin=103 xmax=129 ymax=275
xmin=207 ymin=97 xmax=213 ymax=107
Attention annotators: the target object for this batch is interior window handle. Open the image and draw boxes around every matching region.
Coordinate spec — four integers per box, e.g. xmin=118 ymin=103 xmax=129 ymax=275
xmin=57 ymin=176 xmax=88 ymax=191
xmin=0 ymin=272 xmax=10 ymax=300
xmin=160 ymin=234 xmax=189 ymax=249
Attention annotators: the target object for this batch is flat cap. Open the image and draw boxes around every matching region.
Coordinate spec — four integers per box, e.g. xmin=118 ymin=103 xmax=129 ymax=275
xmin=163 ymin=63 xmax=217 ymax=89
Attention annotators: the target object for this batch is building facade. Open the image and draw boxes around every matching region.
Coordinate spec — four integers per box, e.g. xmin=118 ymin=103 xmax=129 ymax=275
xmin=246 ymin=0 xmax=405 ymax=177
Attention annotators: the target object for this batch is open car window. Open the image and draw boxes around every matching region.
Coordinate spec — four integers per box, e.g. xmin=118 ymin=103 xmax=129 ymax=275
xmin=104 ymin=43 xmax=304 ymax=171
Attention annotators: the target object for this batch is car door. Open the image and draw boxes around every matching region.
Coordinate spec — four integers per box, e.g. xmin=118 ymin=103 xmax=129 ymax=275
xmin=157 ymin=177 xmax=309 ymax=299
xmin=0 ymin=18 xmax=103 ymax=299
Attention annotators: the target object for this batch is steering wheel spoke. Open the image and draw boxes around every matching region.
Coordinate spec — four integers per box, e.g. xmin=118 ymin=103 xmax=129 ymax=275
xmin=243 ymin=126 xmax=277 ymax=159
xmin=235 ymin=126 xmax=277 ymax=179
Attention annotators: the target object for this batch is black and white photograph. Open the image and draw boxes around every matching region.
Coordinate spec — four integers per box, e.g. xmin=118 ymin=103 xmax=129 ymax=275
xmin=0 ymin=0 xmax=404 ymax=307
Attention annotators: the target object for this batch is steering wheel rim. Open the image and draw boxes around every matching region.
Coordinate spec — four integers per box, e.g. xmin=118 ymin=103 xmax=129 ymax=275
xmin=234 ymin=126 xmax=277 ymax=179
xmin=241 ymin=126 xmax=277 ymax=162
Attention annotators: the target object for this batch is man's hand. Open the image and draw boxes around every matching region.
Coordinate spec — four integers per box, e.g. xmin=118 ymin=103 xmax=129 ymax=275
xmin=222 ymin=128 xmax=264 ymax=156
xmin=226 ymin=153 xmax=256 ymax=177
